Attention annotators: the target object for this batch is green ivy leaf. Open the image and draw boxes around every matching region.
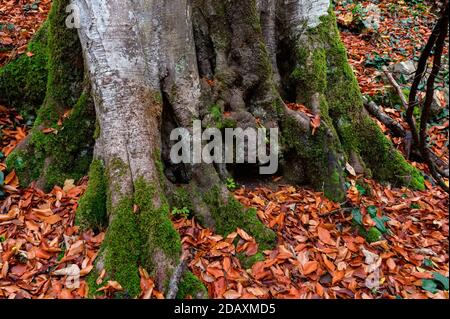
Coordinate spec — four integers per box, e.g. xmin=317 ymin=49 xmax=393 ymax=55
xmin=422 ymin=259 xmax=433 ymax=268
xmin=422 ymin=279 xmax=438 ymax=293
xmin=373 ymin=216 xmax=390 ymax=234
xmin=367 ymin=206 xmax=378 ymax=218
xmin=352 ymin=208 xmax=363 ymax=226
xmin=432 ymin=272 xmax=449 ymax=291
xmin=356 ymin=184 xmax=366 ymax=195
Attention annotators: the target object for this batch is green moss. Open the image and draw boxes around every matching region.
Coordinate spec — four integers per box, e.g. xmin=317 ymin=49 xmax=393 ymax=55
xmin=366 ymin=227 xmax=382 ymax=243
xmin=357 ymin=117 xmax=425 ymax=190
xmin=208 ymin=104 xmax=237 ymax=129
xmin=291 ymin=47 xmax=327 ymax=101
xmin=10 ymin=91 xmax=95 ymax=189
xmin=86 ymin=174 xmax=184 ymax=297
xmin=172 ymin=188 xmax=194 ymax=213
xmin=203 ymin=187 xmax=276 ymax=250
xmin=5 ymin=0 xmax=94 ymax=190
xmin=281 ymin=111 xmax=346 ymax=202
xmin=238 ymin=252 xmax=265 ymax=269
xmin=43 ymin=0 xmax=84 ymax=114
xmin=0 ymin=22 xmax=49 ymax=118
xmin=85 ymin=268 xmax=104 ymax=298
xmin=176 ymin=271 xmax=207 ymax=299
xmin=93 ymin=120 xmax=101 ymax=139
xmin=134 ymin=178 xmax=181 ymax=273
xmin=5 ymin=149 xmax=44 ymax=187
xmin=103 ymin=197 xmax=141 ymax=297
xmin=76 ymin=160 xmax=107 ymax=231
xmin=288 ymin=7 xmax=424 ymax=191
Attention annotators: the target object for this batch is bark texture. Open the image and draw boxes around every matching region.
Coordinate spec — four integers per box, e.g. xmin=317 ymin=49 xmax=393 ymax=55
xmin=1 ymin=0 xmax=425 ymax=297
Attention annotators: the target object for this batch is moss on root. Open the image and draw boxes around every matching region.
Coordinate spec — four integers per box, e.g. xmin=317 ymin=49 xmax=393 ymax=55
xmin=5 ymin=0 xmax=94 ymax=190
xmin=76 ymin=160 xmax=107 ymax=231
xmin=237 ymin=252 xmax=265 ymax=269
xmin=172 ymin=187 xmax=194 ymax=213
xmin=203 ymin=187 xmax=276 ymax=250
xmin=282 ymin=111 xmax=346 ymax=202
xmin=134 ymin=178 xmax=181 ymax=272
xmin=7 ymin=92 xmax=95 ymax=189
xmin=102 ymin=197 xmax=142 ymax=297
xmin=176 ymin=271 xmax=207 ymax=299
xmin=287 ymin=6 xmax=424 ymax=192
xmin=0 ymin=22 xmax=48 ymax=118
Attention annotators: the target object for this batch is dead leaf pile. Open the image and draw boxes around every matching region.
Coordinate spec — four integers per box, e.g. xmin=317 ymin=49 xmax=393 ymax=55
xmin=0 ymin=0 xmax=51 ymax=66
xmin=175 ymin=180 xmax=448 ymax=299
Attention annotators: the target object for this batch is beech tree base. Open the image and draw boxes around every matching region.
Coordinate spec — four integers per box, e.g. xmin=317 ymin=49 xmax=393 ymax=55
xmin=1 ymin=0 xmax=425 ymax=297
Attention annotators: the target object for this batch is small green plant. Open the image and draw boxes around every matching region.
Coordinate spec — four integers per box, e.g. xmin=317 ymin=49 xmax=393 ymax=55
xmin=172 ymin=206 xmax=190 ymax=218
xmin=23 ymin=0 xmax=41 ymax=12
xmin=422 ymin=272 xmax=449 ymax=293
xmin=226 ymin=177 xmax=237 ymax=191
xmin=0 ymin=235 xmax=6 ymax=243
xmin=365 ymin=53 xmax=392 ymax=70
xmin=352 ymin=207 xmax=390 ymax=243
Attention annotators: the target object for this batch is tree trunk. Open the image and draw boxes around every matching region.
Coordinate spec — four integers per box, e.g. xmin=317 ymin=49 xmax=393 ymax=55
xmin=2 ymin=0 xmax=425 ymax=297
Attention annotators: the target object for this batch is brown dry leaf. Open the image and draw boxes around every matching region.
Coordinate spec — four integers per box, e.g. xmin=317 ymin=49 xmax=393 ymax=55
xmin=223 ymin=289 xmax=241 ymax=299
xmin=311 ymin=115 xmax=321 ymax=135
xmin=237 ymin=228 xmax=252 ymax=241
xmin=317 ymin=226 xmax=336 ymax=246
xmin=386 ymin=258 xmax=396 ymax=271
xmin=303 ymin=261 xmax=318 ymax=275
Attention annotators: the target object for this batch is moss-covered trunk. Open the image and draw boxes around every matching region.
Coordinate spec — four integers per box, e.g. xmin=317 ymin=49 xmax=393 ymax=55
xmin=1 ymin=0 xmax=424 ymax=298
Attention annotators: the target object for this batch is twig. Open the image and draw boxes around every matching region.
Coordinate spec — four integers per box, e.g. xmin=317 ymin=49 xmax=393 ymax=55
xmin=166 ymin=250 xmax=189 ymax=299
xmin=382 ymin=66 xmax=409 ymax=110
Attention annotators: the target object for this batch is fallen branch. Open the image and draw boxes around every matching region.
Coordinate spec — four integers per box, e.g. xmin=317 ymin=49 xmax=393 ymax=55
xmin=166 ymin=250 xmax=190 ymax=299
xmin=363 ymin=97 xmax=449 ymax=180
xmin=363 ymin=97 xmax=406 ymax=138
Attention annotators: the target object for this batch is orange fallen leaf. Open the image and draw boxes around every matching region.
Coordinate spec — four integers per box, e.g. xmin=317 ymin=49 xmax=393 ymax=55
xmin=302 ymin=261 xmax=318 ymax=275
xmin=317 ymin=226 xmax=336 ymax=246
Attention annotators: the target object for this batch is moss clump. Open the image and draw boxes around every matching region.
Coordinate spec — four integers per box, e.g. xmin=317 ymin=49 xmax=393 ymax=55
xmin=287 ymin=7 xmax=424 ymax=192
xmin=282 ymin=112 xmax=346 ymax=202
xmin=176 ymin=271 xmax=207 ymax=299
xmin=102 ymin=197 xmax=142 ymax=297
xmin=366 ymin=227 xmax=383 ymax=243
xmin=291 ymin=47 xmax=327 ymax=101
xmin=9 ymin=91 xmax=95 ymax=189
xmin=357 ymin=117 xmax=425 ymax=190
xmin=5 ymin=0 xmax=94 ymax=190
xmin=172 ymin=187 xmax=194 ymax=213
xmin=76 ymin=160 xmax=107 ymax=231
xmin=203 ymin=187 xmax=276 ymax=250
xmin=134 ymin=178 xmax=181 ymax=273
xmin=0 ymin=22 xmax=49 ymax=118
xmin=238 ymin=252 xmax=265 ymax=269
xmin=209 ymin=105 xmax=237 ymax=129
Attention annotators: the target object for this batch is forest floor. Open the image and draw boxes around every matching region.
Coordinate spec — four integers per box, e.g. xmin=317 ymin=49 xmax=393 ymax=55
xmin=0 ymin=0 xmax=448 ymax=299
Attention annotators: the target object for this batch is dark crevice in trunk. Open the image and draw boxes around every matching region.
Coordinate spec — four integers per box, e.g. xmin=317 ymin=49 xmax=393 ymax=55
xmin=192 ymin=7 xmax=216 ymax=79
xmin=161 ymin=90 xmax=192 ymax=185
